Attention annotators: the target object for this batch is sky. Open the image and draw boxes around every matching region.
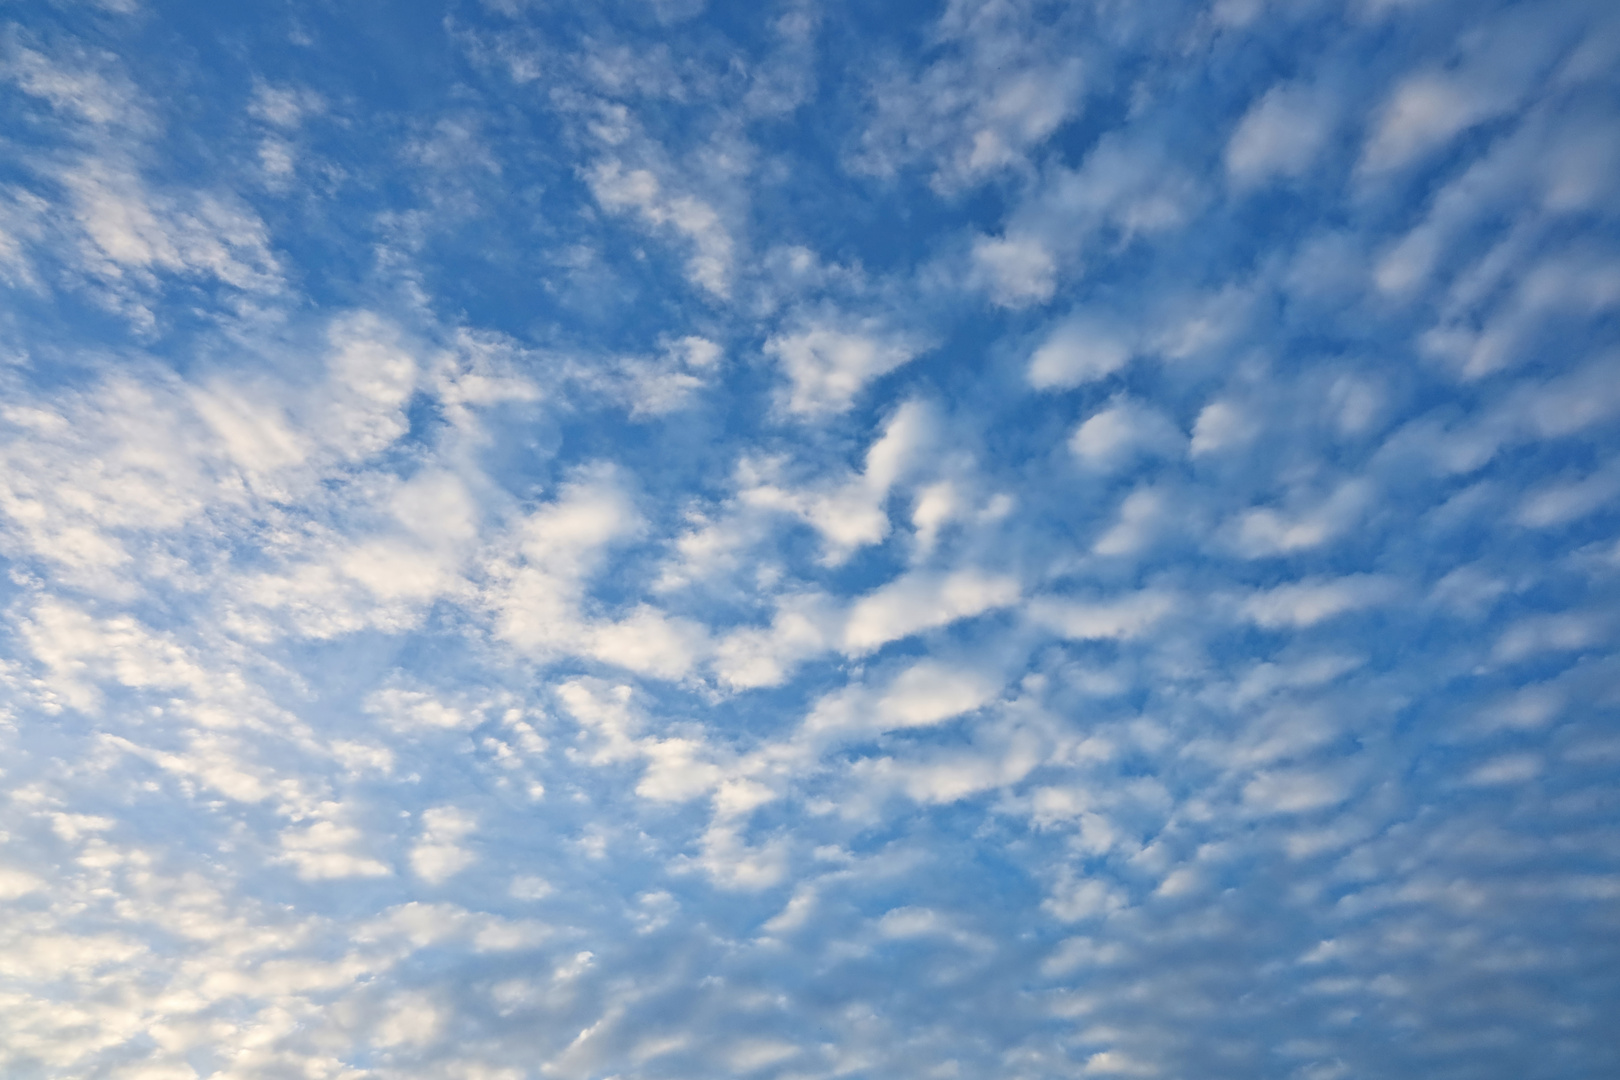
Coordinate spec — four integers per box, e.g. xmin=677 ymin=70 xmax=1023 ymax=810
xmin=0 ymin=0 xmax=1618 ymax=1077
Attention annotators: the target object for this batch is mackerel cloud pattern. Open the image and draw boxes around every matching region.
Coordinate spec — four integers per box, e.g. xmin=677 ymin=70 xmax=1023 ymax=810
xmin=1 ymin=1 xmax=1618 ymax=1078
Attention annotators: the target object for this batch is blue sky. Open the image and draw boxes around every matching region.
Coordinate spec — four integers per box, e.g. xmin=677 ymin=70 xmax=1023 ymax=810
xmin=1 ymin=0 xmax=1618 ymax=1077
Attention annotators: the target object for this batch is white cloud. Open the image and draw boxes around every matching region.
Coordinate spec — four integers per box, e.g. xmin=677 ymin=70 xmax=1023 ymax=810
xmin=1045 ymin=873 xmax=1126 ymax=922
xmin=587 ymin=606 xmax=709 ymax=680
xmin=1231 ymin=481 xmax=1370 ymax=558
xmin=1362 ymin=72 xmax=1503 ymax=173
xmin=488 ymin=468 xmax=705 ymax=678
xmin=190 ymin=381 xmax=310 ymax=478
xmin=1149 ymin=284 xmax=1254 ymax=363
xmin=910 ymin=479 xmax=960 ymax=552
xmin=877 ymin=661 xmax=1000 ymax=728
xmin=1092 ymin=488 xmax=1169 ymax=558
xmin=0 ymin=866 xmax=45 ymax=900
xmin=279 ymin=814 xmax=390 ymax=881
xmin=555 ymin=679 xmax=643 ymax=765
xmin=1421 ymin=253 xmax=1620 ymax=378
xmin=0 ymin=4 xmax=1613 ymax=1077
xmin=1189 ymin=400 xmax=1255 ymax=456
xmin=1069 ymin=399 xmax=1184 ymax=471
xmin=1465 ymin=753 xmax=1542 ymax=786
xmin=510 ymin=874 xmax=555 ymax=900
xmin=765 ymin=319 xmax=921 ymax=416
xmin=1492 ymin=614 xmax=1606 ymax=664
xmin=320 ymin=312 xmax=420 ymax=458
xmin=1029 ymin=591 xmax=1175 ymax=641
xmin=862 ymin=719 xmax=1045 ymax=806
xmin=804 ymin=658 xmax=1000 ymax=740
xmin=61 ymin=158 xmax=283 ymax=307
xmin=410 ymin=807 xmax=478 ymax=884
xmin=607 ymin=335 xmax=724 ymax=416
xmin=248 ymin=81 xmax=325 ymax=129
xmin=1360 ymin=6 xmax=1567 ymax=175
xmin=1508 ymin=354 xmax=1620 ymax=439
xmin=851 ymin=4 xmax=1086 ymax=191
xmin=1043 ymin=936 xmax=1125 ymax=976
xmin=1244 ymin=770 xmax=1351 ymax=814
xmin=588 ymin=159 xmax=734 ymax=297
xmin=19 ymin=598 xmax=212 ymax=713
xmin=842 ymin=568 xmax=1019 ymax=654
xmin=1039 ymin=133 xmax=1201 ymax=245
xmin=713 ymin=592 xmax=840 ymax=689
xmin=1475 ymin=682 xmax=1564 ymax=733
xmin=1242 ymin=576 xmax=1396 ymax=629
xmin=366 ymin=685 xmax=477 ymax=732
xmin=372 ymin=991 xmax=446 ymax=1049
xmin=1083 ymin=1050 xmax=1158 ymax=1076
xmin=1515 ymin=468 xmax=1620 ymax=528
xmin=973 ymin=232 xmax=1056 ymax=308
xmin=636 ymin=738 xmax=725 ymax=801
xmin=739 ymin=398 xmax=936 ymax=564
xmin=1227 ymin=81 xmax=1334 ymax=187
xmin=692 ymin=825 xmax=788 ymax=891
xmin=0 ymin=187 xmax=48 ymax=288
xmin=725 ymin=1039 xmax=801 ymax=1072
xmin=2 ymin=44 xmax=142 ymax=127
xmin=1028 ymin=318 xmax=1133 ymax=390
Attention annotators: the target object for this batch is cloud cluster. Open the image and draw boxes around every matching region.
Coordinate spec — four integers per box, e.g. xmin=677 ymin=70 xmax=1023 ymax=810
xmin=1 ymin=1 xmax=1617 ymax=1078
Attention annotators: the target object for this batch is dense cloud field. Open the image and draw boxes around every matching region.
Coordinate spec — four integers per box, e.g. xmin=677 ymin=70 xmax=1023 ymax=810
xmin=1 ymin=1 xmax=1617 ymax=1077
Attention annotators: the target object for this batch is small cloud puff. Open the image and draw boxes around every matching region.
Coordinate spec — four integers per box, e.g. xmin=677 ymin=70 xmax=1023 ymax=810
xmin=1069 ymin=398 xmax=1185 ymax=471
xmin=1028 ymin=317 xmax=1134 ymax=390
xmin=765 ymin=318 xmax=923 ymax=416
